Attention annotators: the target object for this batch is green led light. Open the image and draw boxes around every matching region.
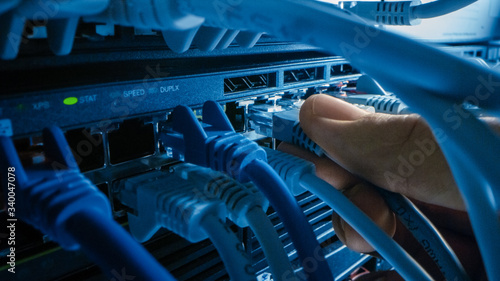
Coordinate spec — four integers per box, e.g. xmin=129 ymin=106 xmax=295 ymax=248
xmin=63 ymin=97 xmax=78 ymax=105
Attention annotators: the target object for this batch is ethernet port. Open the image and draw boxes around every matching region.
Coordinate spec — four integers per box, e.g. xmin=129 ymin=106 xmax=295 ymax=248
xmin=96 ymin=183 xmax=109 ymax=198
xmin=65 ymin=128 xmax=105 ymax=172
xmin=341 ymin=64 xmax=354 ymax=74
xmin=95 ymin=183 xmax=124 ymax=214
xmin=331 ymin=64 xmax=358 ymax=77
xmin=284 ymin=67 xmax=324 ymax=84
xmin=330 ymin=64 xmax=342 ymax=76
xmin=108 ymin=118 xmax=155 ymax=164
xmin=224 ymin=102 xmax=245 ymax=132
xmin=13 ymin=136 xmax=44 ymax=166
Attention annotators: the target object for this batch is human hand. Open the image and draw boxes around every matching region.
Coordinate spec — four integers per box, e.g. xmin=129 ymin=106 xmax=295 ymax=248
xmin=279 ymin=94 xmax=493 ymax=280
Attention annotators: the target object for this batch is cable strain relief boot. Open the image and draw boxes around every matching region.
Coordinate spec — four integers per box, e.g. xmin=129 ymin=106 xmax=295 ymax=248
xmin=291 ymin=123 xmax=325 ymax=157
xmin=121 ymin=171 xmax=226 ymax=243
xmin=161 ymin=100 xmax=267 ymax=182
xmin=172 ymin=163 xmax=269 ymax=227
xmin=23 ymin=171 xmax=110 ymax=250
xmin=264 ymin=147 xmax=315 ymax=196
xmin=272 ymin=108 xmax=324 ymax=157
xmin=210 ymin=133 xmax=267 ymax=182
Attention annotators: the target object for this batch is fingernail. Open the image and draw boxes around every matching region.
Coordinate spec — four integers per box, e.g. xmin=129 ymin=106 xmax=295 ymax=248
xmin=310 ymin=94 xmax=330 ymax=117
xmin=310 ymin=94 xmax=369 ymax=120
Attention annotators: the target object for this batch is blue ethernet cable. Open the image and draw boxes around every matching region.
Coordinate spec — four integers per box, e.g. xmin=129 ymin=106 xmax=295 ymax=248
xmin=184 ymin=0 xmax=500 ymax=273
xmin=173 ymin=163 xmax=299 ymax=281
xmin=389 ymin=91 xmax=500 ymax=281
xmin=270 ymin=104 xmax=469 ymax=281
xmin=177 ymin=0 xmax=500 ymax=109
xmin=338 ymin=0 xmax=477 ymax=25
xmin=340 ymin=94 xmax=411 ymax=115
xmin=85 ymin=0 xmax=498 ymax=279
xmin=375 ymin=188 xmax=470 ymax=281
xmin=264 ymin=147 xmax=434 ymax=281
xmin=411 ymin=0 xmax=477 ymax=19
xmin=200 ymin=213 xmax=256 ymax=280
xmin=116 ymin=170 xmax=257 ymax=281
xmin=0 ymin=126 xmax=175 ymax=281
xmin=161 ymin=100 xmax=333 ymax=281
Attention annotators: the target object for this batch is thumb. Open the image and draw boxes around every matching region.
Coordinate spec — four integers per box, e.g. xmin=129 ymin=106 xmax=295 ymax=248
xmin=300 ymin=94 xmax=464 ymax=211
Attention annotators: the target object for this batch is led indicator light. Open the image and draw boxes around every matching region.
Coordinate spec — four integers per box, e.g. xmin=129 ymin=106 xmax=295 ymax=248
xmin=63 ymin=97 xmax=78 ymax=105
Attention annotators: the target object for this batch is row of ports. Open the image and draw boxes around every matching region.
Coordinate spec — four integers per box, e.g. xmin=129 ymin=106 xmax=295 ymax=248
xmin=6 ymin=71 xmax=354 ymax=174
xmin=12 ymin=101 xmax=250 ymax=174
xmin=223 ymin=64 xmax=358 ymax=94
xmin=15 ymin=78 xmax=367 ymax=175
xmin=13 ymin=119 xmax=156 ymax=172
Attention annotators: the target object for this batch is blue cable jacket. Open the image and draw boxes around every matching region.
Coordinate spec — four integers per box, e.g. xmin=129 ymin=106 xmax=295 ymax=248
xmin=161 ymin=102 xmax=332 ymax=281
xmin=385 ymin=91 xmax=500 ymax=281
xmin=299 ymin=174 xmax=433 ymax=281
xmin=376 ymin=188 xmax=470 ymax=281
xmin=412 ymin=0 xmax=477 ymax=19
xmin=119 ymin=169 xmax=256 ymax=281
xmin=181 ymin=0 xmax=500 ymax=109
xmin=177 ymin=0 xmax=499 ymax=278
xmin=245 ymin=207 xmax=298 ymax=281
xmin=172 ymin=163 xmax=297 ymax=280
xmin=200 ymin=213 xmax=256 ymax=281
xmin=1 ymin=127 xmax=176 ymax=281
xmin=243 ymin=159 xmax=333 ymax=281
xmin=65 ymin=209 xmax=176 ymax=281
xmin=264 ymin=147 xmax=433 ymax=281
xmin=270 ymin=109 xmax=467 ymax=280
xmin=282 ymin=120 xmax=467 ymax=279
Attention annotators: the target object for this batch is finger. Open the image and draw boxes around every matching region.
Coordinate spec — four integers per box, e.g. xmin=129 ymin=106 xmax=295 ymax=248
xmin=334 ymin=195 xmax=482 ymax=280
xmin=299 ymin=94 xmax=425 ymax=178
xmin=278 ymin=138 xmax=480 ymax=279
xmin=295 ymin=95 xmax=482 ymax=278
xmin=331 ymin=182 xmax=396 ymax=253
xmin=300 ymin=94 xmax=465 ymax=211
xmin=304 ymin=94 xmax=369 ymax=120
xmin=277 ymin=143 xmax=396 ymax=253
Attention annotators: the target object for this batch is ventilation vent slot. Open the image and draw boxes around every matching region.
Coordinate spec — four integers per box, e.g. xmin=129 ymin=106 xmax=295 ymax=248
xmin=224 ymin=73 xmax=276 ymax=94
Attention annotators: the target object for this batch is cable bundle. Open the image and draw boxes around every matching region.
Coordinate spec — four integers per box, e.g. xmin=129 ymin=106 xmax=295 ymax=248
xmin=117 ymin=170 xmax=257 ymax=281
xmin=173 ymin=163 xmax=299 ymax=281
xmin=0 ymin=126 xmax=175 ymax=281
xmin=161 ymin=100 xmax=334 ymax=281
